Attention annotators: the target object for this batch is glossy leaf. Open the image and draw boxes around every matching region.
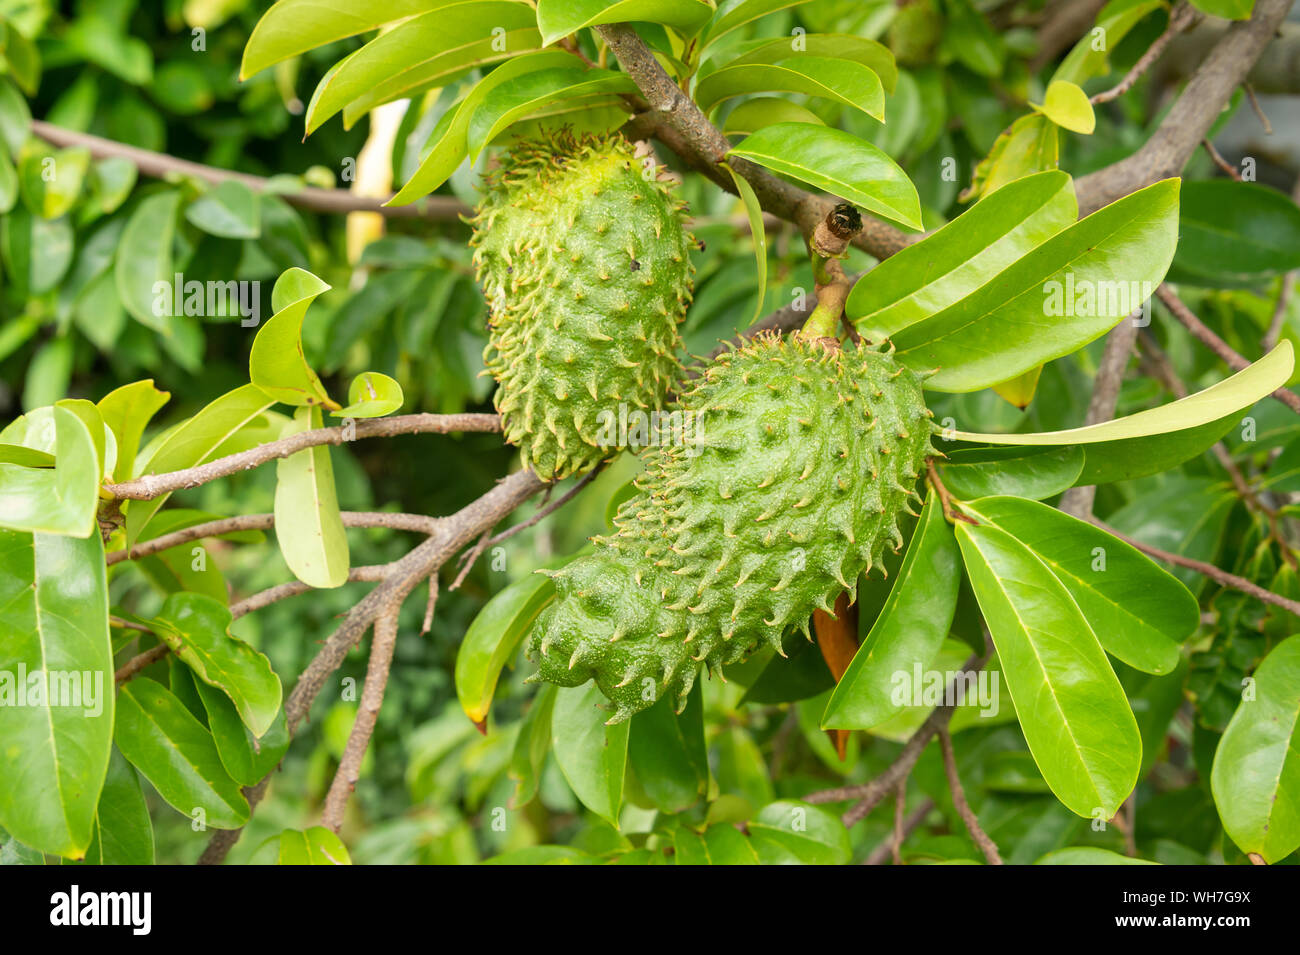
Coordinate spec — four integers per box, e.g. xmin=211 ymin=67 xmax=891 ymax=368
xmin=1036 ymin=847 xmax=1158 ymax=865
xmin=695 ymin=58 xmax=884 ymax=121
xmin=895 ymin=179 xmax=1179 ymax=391
xmin=747 ymin=800 xmax=851 ymax=864
xmin=822 ymin=494 xmax=959 ymax=730
xmin=536 ymin=0 xmax=713 ymax=44
xmin=628 ymin=686 xmax=708 ymax=813
xmin=274 ymin=405 xmax=350 ymax=589
xmin=952 ymin=342 xmax=1294 ymax=484
xmin=961 ymin=497 xmax=1196 ymax=674
xmin=150 ymin=593 xmax=282 ymax=737
xmin=723 ymin=162 xmax=767 ymax=327
xmin=332 ymin=372 xmax=404 ymax=419
xmin=194 ymin=678 xmax=289 ymax=787
xmin=1211 ymin=634 xmax=1300 ymax=863
xmin=722 ymin=97 xmax=824 ymax=135
xmin=508 ymin=684 xmax=556 ymax=808
xmin=956 ymin=521 xmax=1141 ymax=818
xmin=2 ymin=208 xmax=73 ymax=296
xmin=114 ymin=679 xmax=250 ymax=830
xmin=114 ymin=190 xmax=180 ymax=333
xmin=849 ymin=170 xmax=1077 ymax=335
xmin=937 ymin=446 xmax=1084 ymax=501
xmin=717 ymin=33 xmax=897 ymax=93
xmin=278 ymin=826 xmax=352 ymax=865
xmin=185 ymin=180 xmax=260 ymax=240
xmin=1034 ymin=80 xmax=1095 ymax=134
xmin=960 ymin=114 xmax=1058 ymax=203
xmin=19 ymin=147 xmax=90 ymax=219
xmin=73 ymin=749 xmax=153 ymax=865
xmin=1168 ymin=181 xmax=1300 ymax=288
xmin=0 ymin=530 xmax=113 ymax=857
xmin=96 ymin=379 xmax=169 ymax=482
xmin=1190 ymin=0 xmax=1254 ymax=19
xmin=125 ymin=383 xmax=277 ymax=544
xmin=1053 ymin=1 xmax=1164 ymax=86
xmin=702 ymin=0 xmax=813 ymax=47
xmin=0 ymin=406 xmax=99 ymax=536
xmin=249 ymin=268 xmax=336 ymax=409
xmin=729 ymin=122 xmax=922 ymax=231
xmin=551 ymin=682 xmax=630 ymax=826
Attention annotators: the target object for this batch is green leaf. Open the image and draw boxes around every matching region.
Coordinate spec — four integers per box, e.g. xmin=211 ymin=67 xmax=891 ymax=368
xmin=114 ymin=679 xmax=250 ymax=830
xmin=950 ymin=342 xmax=1295 ymax=484
xmin=185 ymin=180 xmax=260 ymax=239
xmin=125 ymin=383 xmax=277 ymax=544
xmin=942 ymin=0 xmax=1004 ymax=77
xmin=1033 ymin=80 xmax=1095 ymax=134
xmin=695 ymin=58 xmax=884 ymax=121
xmin=822 ymin=493 xmax=959 ymax=730
xmin=150 ymin=593 xmax=282 ymax=737
xmin=536 ymin=0 xmax=713 ymax=45
xmin=456 ymin=564 xmax=560 ymax=726
xmin=0 ymin=406 xmax=100 ymax=536
xmin=508 ymin=684 xmax=556 ymax=808
xmin=71 ymin=748 xmax=153 ymax=865
xmin=249 ymin=268 xmax=336 ymax=409
xmin=332 ymin=372 xmax=404 ymax=419
xmin=1052 ymin=1 xmax=1164 ymax=87
xmin=483 ymin=845 xmax=597 ymax=864
xmin=97 ymin=379 xmax=169 ymax=483
xmin=0 ymin=530 xmax=113 ymax=857
xmin=19 ymin=146 xmax=90 ymax=219
xmin=2 ymin=207 xmax=73 ymax=296
xmin=1211 ymin=634 xmax=1300 ymax=863
xmin=305 ymin=2 xmax=542 ymax=135
xmin=241 ymin=0 xmax=451 ymax=78
xmin=702 ymin=0 xmax=813 ymax=47
xmin=194 ymin=679 xmax=289 ymax=787
xmin=722 ymin=97 xmax=824 ymax=135
xmin=956 ymin=521 xmax=1141 ymax=818
xmin=961 ymin=497 xmax=1196 ymax=675
xmin=114 ymin=190 xmax=181 ymax=333
xmin=274 ymin=405 xmax=350 ymax=589
xmin=748 ymin=800 xmax=851 ymax=864
xmin=716 ymin=33 xmax=897 ymax=94
xmin=467 ymin=66 xmax=636 ymax=159
xmin=1168 ymin=181 xmax=1300 ymax=288
xmin=552 ymin=682 xmax=630 ymax=826
xmin=628 ymin=687 xmax=708 ymax=813
xmin=1189 ymin=0 xmax=1254 ymax=20
xmin=961 ymin=114 xmax=1058 ymax=203
xmin=0 ymin=148 xmax=16 ymax=214
xmin=849 ymin=170 xmax=1076 ymax=335
xmin=937 ymin=446 xmax=1084 ymax=501
xmin=85 ymin=156 xmax=136 ymax=216
xmin=728 ymin=122 xmax=922 ymax=231
xmin=1036 ymin=846 xmax=1158 ymax=864
xmin=894 ymin=178 xmax=1179 ymax=392
xmin=1107 ymin=476 xmax=1235 ymax=597
xmin=0 ymin=18 xmax=40 ymax=95
xmin=1128 ymin=656 xmax=1189 ymax=779
xmin=722 ymin=162 xmax=767 ymax=327
xmin=277 ymin=826 xmax=352 ymax=865
xmin=389 ymin=51 xmax=582 ymax=205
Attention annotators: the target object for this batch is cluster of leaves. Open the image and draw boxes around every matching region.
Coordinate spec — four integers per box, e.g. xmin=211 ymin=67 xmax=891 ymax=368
xmin=3 ymin=0 xmax=1300 ymax=866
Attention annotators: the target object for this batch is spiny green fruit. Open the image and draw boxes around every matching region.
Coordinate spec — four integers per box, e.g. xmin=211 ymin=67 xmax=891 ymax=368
xmin=527 ymin=332 xmax=936 ymax=722
xmin=471 ymin=130 xmax=694 ymax=481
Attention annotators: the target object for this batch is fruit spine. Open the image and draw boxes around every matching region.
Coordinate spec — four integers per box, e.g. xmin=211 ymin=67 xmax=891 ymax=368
xmin=528 ymin=332 xmax=936 ymax=722
xmin=471 ymin=130 xmax=694 ymax=481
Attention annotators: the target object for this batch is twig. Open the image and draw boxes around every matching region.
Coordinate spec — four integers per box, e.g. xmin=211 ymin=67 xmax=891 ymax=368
xmin=1263 ymin=272 xmax=1295 ymax=352
xmin=938 ymin=727 xmax=1003 ymax=865
xmin=1201 ymin=137 xmax=1243 ymax=180
xmin=926 ymin=459 xmax=977 ymax=525
xmin=31 ymin=120 xmax=472 ymax=222
xmin=227 ymin=564 xmax=394 ymax=619
xmin=891 ymin=779 xmax=907 ymax=866
xmin=106 ymin=511 xmax=445 ymax=565
xmin=450 ymin=530 xmax=493 ymax=592
xmin=864 ymin=798 xmax=933 ymax=865
xmin=1059 ymin=315 xmax=1141 ymax=518
xmin=1244 ymin=82 xmax=1273 ymax=134
xmin=105 ymin=413 xmax=500 ymax=501
xmin=421 ymin=574 xmax=439 ymax=635
xmin=1090 ymin=518 xmax=1300 ymax=616
xmin=321 ymin=608 xmax=401 ymax=833
xmin=114 ymin=644 xmax=169 ymax=684
xmin=1155 ymin=284 xmax=1300 ymax=414
xmin=1090 ymin=2 xmax=1198 ymax=104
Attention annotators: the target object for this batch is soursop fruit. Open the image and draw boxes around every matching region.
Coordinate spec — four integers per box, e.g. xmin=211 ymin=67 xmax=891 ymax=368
xmin=528 ymin=332 xmax=936 ymax=722
xmin=471 ymin=130 xmax=694 ymax=481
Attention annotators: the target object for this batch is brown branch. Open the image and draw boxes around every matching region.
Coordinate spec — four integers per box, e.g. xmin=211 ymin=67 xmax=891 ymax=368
xmin=1263 ymin=273 xmax=1295 ymax=352
xmin=107 ymin=511 xmax=445 ymax=565
xmin=1155 ymin=284 xmax=1300 ymax=414
xmin=1091 ymin=518 xmax=1300 ymax=617
xmin=227 ymin=564 xmax=393 ymax=619
xmin=31 ymin=120 xmax=472 ymax=222
xmin=1090 ymin=2 xmax=1198 ymax=105
xmin=597 ymin=23 xmax=915 ymax=260
xmin=105 ymin=413 xmax=501 ymax=501
xmin=1030 ymin=0 xmax=1109 ymax=72
xmin=1201 ymin=137 xmax=1243 ymax=180
xmin=938 ymin=727 xmax=1003 ymax=865
xmin=891 ymin=779 xmax=907 ymax=865
xmin=864 ymin=798 xmax=933 ymax=865
xmin=320 ymin=608 xmax=401 ymax=833
xmin=1075 ymin=0 xmax=1294 ymax=216
xmin=114 ymin=644 xmax=169 ymax=684
xmin=198 ymin=467 xmax=545 ymax=864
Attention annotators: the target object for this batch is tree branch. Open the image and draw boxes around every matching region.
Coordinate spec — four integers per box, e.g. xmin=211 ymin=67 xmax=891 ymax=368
xmin=104 ymin=412 xmax=501 ymax=501
xmin=31 ymin=120 xmax=473 ymax=222
xmin=1090 ymin=2 xmax=1198 ymax=104
xmin=938 ymin=727 xmax=1003 ymax=865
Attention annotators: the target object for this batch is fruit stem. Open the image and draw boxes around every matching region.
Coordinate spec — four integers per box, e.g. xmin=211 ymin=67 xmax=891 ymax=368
xmin=926 ymin=458 xmax=978 ymax=525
